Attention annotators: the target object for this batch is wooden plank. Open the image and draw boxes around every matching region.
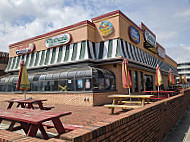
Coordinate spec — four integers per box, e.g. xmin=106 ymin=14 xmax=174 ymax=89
xmin=104 ymin=104 xmax=142 ymax=108
xmin=121 ymin=101 xmax=153 ymax=104
xmin=108 ymin=95 xmax=154 ymax=98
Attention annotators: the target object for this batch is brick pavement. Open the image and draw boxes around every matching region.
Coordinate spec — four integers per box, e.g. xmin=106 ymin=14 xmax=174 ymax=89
xmin=0 ymin=99 xmax=135 ymax=135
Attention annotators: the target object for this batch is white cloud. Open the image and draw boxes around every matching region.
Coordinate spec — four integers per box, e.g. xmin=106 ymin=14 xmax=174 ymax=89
xmin=0 ymin=0 xmax=189 ymax=63
xmin=174 ymin=9 xmax=190 ymax=18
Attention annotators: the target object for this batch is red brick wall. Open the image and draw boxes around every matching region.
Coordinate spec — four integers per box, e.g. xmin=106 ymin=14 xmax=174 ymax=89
xmin=60 ymin=89 xmax=190 ymax=142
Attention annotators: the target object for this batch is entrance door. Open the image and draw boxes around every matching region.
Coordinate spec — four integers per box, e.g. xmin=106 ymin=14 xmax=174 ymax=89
xmin=145 ymin=75 xmax=153 ymax=91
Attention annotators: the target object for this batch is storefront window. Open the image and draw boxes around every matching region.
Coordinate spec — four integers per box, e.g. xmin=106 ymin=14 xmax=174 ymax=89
xmin=134 ymin=71 xmax=138 ymax=92
xmin=139 ymin=72 xmax=144 ymax=91
xmin=67 ymin=79 xmax=75 ymax=91
xmin=93 ymin=77 xmax=99 ymax=91
xmin=0 ymin=67 xmax=116 ymax=93
xmin=58 ymin=80 xmax=67 ymax=92
xmin=76 ymin=79 xmax=84 ymax=91
xmin=85 ymin=79 xmax=91 ymax=91
xmin=99 ymin=78 xmax=105 ymax=91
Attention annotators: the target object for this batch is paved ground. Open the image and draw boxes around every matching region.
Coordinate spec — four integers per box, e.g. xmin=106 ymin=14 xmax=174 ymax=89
xmin=0 ymin=99 xmax=133 ymax=136
xmin=163 ymin=106 xmax=190 ymax=142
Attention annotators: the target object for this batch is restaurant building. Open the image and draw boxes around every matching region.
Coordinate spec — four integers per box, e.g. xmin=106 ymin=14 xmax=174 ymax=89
xmin=0 ymin=10 xmax=178 ymax=106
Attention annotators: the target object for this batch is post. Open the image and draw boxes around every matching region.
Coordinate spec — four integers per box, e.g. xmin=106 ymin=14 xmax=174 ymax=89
xmin=158 ymin=86 xmax=160 ymax=98
xmin=24 ymin=90 xmax=26 ymax=100
xmin=24 ymin=90 xmax=26 ymax=108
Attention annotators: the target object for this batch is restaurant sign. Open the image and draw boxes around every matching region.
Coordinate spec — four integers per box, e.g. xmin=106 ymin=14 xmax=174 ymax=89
xmin=16 ymin=43 xmax=35 ymax=55
xmin=99 ymin=21 xmax=113 ymax=37
xmin=144 ymin=30 xmax=156 ymax=47
xmin=129 ymin=26 xmax=140 ymax=44
xmin=45 ymin=33 xmax=71 ymax=48
xmin=157 ymin=46 xmax=165 ymax=59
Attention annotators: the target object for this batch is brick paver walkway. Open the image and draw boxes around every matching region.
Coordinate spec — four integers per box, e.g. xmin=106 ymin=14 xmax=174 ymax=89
xmin=0 ymin=99 xmax=132 ymax=134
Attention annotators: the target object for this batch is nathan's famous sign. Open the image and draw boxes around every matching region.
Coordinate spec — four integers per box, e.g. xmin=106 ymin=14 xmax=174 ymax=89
xmin=45 ymin=33 xmax=71 ymax=48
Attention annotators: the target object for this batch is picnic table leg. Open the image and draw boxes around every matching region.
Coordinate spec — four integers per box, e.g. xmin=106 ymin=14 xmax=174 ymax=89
xmin=39 ymin=124 xmax=49 ymax=140
xmin=38 ymin=102 xmax=44 ymax=110
xmin=8 ymin=121 xmax=16 ymax=131
xmin=28 ymin=103 xmax=34 ymax=109
xmin=19 ymin=103 xmax=25 ymax=108
xmin=20 ymin=122 xmax=30 ymax=134
xmin=7 ymin=102 xmax=14 ymax=109
xmin=52 ymin=117 xmax=65 ymax=134
xmin=146 ymin=98 xmax=150 ymax=104
xmin=27 ymin=124 xmax=39 ymax=138
xmin=142 ymin=98 xmax=145 ymax=106
xmin=111 ymin=108 xmax=115 ymax=114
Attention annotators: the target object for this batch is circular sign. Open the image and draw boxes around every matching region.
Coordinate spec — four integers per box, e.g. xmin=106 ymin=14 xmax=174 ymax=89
xmin=129 ymin=26 xmax=140 ymax=44
xmin=99 ymin=21 xmax=113 ymax=37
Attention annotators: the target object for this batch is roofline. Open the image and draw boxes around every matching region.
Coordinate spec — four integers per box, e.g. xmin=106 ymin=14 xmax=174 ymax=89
xmin=92 ymin=10 xmax=142 ymax=32
xmin=165 ymin=54 xmax=177 ymax=65
xmin=157 ymin=42 xmax=165 ymax=51
xmin=140 ymin=22 xmax=156 ymax=37
xmin=9 ymin=20 xmax=95 ymax=47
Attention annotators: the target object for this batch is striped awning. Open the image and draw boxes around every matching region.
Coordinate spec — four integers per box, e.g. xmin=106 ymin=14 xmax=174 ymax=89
xmin=6 ymin=40 xmax=96 ymax=72
xmin=5 ymin=38 xmax=178 ymax=75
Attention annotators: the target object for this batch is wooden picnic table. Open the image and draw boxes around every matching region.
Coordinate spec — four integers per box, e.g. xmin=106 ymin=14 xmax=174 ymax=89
xmin=0 ymin=108 xmax=71 ymax=139
xmin=142 ymin=91 xmax=175 ymax=99
xmin=5 ymin=98 xmax=54 ymax=110
xmin=104 ymin=94 xmax=154 ymax=114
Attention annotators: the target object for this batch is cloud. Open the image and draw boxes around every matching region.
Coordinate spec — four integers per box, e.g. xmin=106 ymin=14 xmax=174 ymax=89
xmin=180 ymin=44 xmax=190 ymax=51
xmin=173 ymin=9 xmax=190 ymax=18
xmin=0 ymin=0 xmax=190 ymax=63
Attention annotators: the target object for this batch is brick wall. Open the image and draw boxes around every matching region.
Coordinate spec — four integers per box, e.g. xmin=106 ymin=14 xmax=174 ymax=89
xmin=59 ymin=89 xmax=190 ymax=142
xmin=0 ymin=91 xmax=117 ymax=107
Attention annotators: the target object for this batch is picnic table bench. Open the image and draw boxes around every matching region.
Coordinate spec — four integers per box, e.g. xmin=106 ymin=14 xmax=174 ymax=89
xmin=0 ymin=108 xmax=71 ymax=139
xmin=5 ymin=98 xmax=54 ymax=110
xmin=104 ymin=94 xmax=154 ymax=114
xmin=142 ymin=91 xmax=175 ymax=99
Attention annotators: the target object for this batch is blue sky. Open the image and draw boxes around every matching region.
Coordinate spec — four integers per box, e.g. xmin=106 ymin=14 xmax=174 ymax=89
xmin=0 ymin=0 xmax=190 ymax=63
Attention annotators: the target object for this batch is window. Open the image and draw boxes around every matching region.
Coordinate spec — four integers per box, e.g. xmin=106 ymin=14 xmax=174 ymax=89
xmin=58 ymin=80 xmax=67 ymax=92
xmin=139 ymin=72 xmax=144 ymax=91
xmin=134 ymin=71 xmax=138 ymax=92
xmin=76 ymin=79 xmax=84 ymax=91
xmin=67 ymin=79 xmax=75 ymax=91
xmin=0 ymin=67 xmax=116 ymax=93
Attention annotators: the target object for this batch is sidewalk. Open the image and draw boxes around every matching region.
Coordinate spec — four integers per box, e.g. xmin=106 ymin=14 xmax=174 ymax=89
xmin=163 ymin=106 xmax=190 ymax=142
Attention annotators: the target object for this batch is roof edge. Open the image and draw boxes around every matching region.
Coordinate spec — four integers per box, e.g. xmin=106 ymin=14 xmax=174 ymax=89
xmin=9 ymin=20 xmax=95 ymax=47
